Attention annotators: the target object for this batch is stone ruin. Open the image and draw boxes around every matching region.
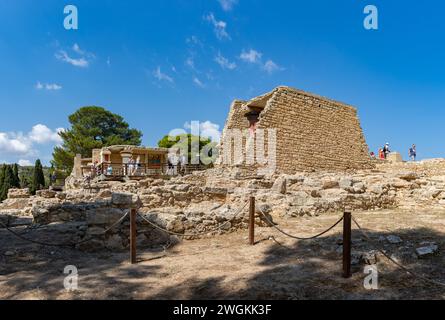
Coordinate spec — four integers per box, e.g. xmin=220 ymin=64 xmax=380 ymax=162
xmin=218 ymin=86 xmax=373 ymax=173
xmin=2 ymin=87 xmax=445 ymax=252
xmin=2 ymin=158 xmax=445 ymax=252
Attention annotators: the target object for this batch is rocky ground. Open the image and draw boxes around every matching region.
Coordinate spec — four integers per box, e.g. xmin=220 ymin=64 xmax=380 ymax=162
xmin=0 ymin=209 xmax=444 ymax=299
xmin=0 ymin=159 xmax=444 ymax=299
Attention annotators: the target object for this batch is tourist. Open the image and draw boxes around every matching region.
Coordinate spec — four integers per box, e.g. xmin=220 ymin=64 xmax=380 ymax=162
xmin=106 ymin=165 xmax=113 ymax=176
xmin=383 ymin=143 xmax=391 ymax=159
xmin=128 ymin=157 xmax=135 ymax=176
xmin=409 ymin=144 xmax=417 ymax=161
xmin=134 ymin=156 xmax=141 ymax=175
xmin=370 ymin=151 xmax=376 ymax=159
xmin=378 ymin=148 xmax=385 ymax=160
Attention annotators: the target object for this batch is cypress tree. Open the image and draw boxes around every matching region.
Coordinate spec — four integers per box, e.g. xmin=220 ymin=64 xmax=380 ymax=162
xmin=0 ymin=165 xmax=5 ymax=201
xmin=12 ymin=163 xmax=20 ymax=188
xmin=31 ymin=159 xmax=45 ymax=195
xmin=0 ymin=165 xmax=14 ymax=201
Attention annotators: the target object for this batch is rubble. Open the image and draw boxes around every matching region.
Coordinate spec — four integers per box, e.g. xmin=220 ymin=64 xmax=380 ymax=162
xmin=1 ymin=159 xmax=445 ymax=252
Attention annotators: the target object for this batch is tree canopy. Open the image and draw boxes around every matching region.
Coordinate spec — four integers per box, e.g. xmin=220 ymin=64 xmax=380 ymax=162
xmin=158 ymin=134 xmax=218 ymax=165
xmin=52 ymin=106 xmax=143 ymax=174
xmin=0 ymin=165 xmax=14 ymax=201
xmin=30 ymin=159 xmax=45 ymax=195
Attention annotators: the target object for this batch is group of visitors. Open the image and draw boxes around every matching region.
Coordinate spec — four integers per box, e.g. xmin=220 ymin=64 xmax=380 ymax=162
xmin=127 ymin=156 xmax=141 ymax=176
xmin=370 ymin=143 xmax=417 ymax=161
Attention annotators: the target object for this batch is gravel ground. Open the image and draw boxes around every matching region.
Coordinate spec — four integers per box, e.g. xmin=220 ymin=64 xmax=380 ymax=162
xmin=0 ymin=209 xmax=444 ymax=300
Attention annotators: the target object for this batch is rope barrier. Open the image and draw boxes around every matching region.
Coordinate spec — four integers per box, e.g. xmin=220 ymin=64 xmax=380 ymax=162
xmin=257 ymin=206 xmax=344 ymax=240
xmin=352 ymin=215 xmax=445 ymax=288
xmin=0 ymin=211 xmax=129 ymax=248
xmin=137 ymin=201 xmax=249 ymax=237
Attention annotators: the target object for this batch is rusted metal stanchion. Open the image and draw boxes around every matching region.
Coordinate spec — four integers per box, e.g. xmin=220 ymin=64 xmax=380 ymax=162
xmin=342 ymin=210 xmax=352 ymax=278
xmin=249 ymin=196 xmax=255 ymax=245
xmin=130 ymin=208 xmax=137 ymax=264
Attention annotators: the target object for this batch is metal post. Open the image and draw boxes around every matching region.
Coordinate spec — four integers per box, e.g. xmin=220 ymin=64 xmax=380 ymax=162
xmin=342 ymin=210 xmax=352 ymax=278
xmin=130 ymin=208 xmax=137 ymax=264
xmin=249 ymin=196 xmax=255 ymax=245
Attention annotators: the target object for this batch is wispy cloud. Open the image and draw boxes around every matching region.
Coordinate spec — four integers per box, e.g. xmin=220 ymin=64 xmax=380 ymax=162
xmin=153 ymin=66 xmax=174 ymax=83
xmin=263 ymin=59 xmax=282 ymax=73
xmin=214 ymin=53 xmax=237 ymax=70
xmin=204 ymin=13 xmax=231 ymax=40
xmin=193 ymin=76 xmax=205 ymax=88
xmin=240 ymin=49 xmax=262 ymax=63
xmin=55 ymin=50 xmax=89 ymax=68
xmin=218 ymin=0 xmax=238 ymax=11
xmin=55 ymin=43 xmax=95 ymax=68
xmin=240 ymin=49 xmax=283 ymax=74
xmin=35 ymin=82 xmax=62 ymax=91
xmin=185 ymin=57 xmax=195 ymax=69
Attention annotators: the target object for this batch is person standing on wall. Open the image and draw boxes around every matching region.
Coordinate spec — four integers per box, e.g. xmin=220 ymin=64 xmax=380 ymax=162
xmin=383 ymin=143 xmax=391 ymax=159
xmin=409 ymin=144 xmax=417 ymax=161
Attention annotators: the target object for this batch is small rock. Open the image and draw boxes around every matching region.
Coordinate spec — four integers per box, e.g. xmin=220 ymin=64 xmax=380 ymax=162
xmin=339 ymin=178 xmax=353 ymax=189
xmin=386 ymin=235 xmax=403 ymax=244
xmin=4 ymin=251 xmax=15 ymax=256
xmin=416 ymin=244 xmax=438 ymax=258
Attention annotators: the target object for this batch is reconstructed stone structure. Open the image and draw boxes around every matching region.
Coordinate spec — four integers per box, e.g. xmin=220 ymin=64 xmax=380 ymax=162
xmin=219 ymin=86 xmax=372 ymax=173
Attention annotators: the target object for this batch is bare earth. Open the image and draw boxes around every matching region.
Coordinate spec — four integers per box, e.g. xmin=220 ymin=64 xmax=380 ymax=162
xmin=1 ymin=209 xmax=444 ymax=300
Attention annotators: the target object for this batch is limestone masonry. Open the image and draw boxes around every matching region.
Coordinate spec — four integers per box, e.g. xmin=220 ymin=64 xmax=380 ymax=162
xmin=219 ymin=86 xmax=373 ymax=173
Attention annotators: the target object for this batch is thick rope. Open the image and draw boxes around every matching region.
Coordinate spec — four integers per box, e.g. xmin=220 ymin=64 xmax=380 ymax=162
xmin=138 ymin=201 xmax=248 ymax=237
xmin=257 ymin=206 xmax=344 ymax=240
xmin=0 ymin=211 xmax=129 ymax=248
xmin=352 ymin=215 xmax=445 ymax=288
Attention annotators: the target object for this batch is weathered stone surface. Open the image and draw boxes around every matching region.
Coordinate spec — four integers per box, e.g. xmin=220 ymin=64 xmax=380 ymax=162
xmin=271 ymin=176 xmax=287 ymax=194
xmin=415 ymin=243 xmax=438 ymax=258
xmin=111 ymin=192 xmax=141 ymax=208
xmin=36 ymin=190 xmax=57 ymax=199
xmin=386 ymin=235 xmax=403 ymax=244
xmin=86 ymin=208 xmax=125 ymax=225
xmin=7 ymin=188 xmax=30 ymax=199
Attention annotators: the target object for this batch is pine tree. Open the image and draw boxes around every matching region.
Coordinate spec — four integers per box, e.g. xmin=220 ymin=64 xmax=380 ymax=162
xmin=0 ymin=165 xmax=14 ymax=201
xmin=0 ymin=165 xmax=6 ymax=201
xmin=12 ymin=163 xmax=20 ymax=188
xmin=31 ymin=159 xmax=45 ymax=195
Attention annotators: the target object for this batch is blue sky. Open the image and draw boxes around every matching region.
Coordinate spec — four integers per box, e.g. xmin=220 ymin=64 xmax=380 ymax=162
xmin=1 ymin=0 xmax=445 ymax=165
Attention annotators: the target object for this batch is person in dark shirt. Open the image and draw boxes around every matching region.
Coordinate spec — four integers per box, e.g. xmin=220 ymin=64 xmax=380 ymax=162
xmin=409 ymin=144 xmax=417 ymax=161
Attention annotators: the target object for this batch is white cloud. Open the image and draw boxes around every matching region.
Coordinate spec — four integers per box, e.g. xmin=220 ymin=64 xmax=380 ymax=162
xmin=153 ymin=66 xmax=174 ymax=83
xmin=55 ymin=50 xmax=89 ymax=68
xmin=204 ymin=13 xmax=231 ymax=40
xmin=35 ymin=82 xmax=62 ymax=91
xmin=185 ymin=57 xmax=195 ymax=69
xmin=0 ymin=133 xmax=30 ymax=155
xmin=72 ymin=43 xmax=85 ymax=55
xmin=218 ymin=0 xmax=238 ymax=11
xmin=55 ymin=43 xmax=95 ymax=68
xmin=29 ymin=124 xmax=64 ymax=144
xmin=18 ymin=159 xmax=33 ymax=166
xmin=184 ymin=121 xmax=221 ymax=142
xmin=240 ymin=49 xmax=262 ymax=63
xmin=240 ymin=49 xmax=283 ymax=74
xmin=215 ymin=53 xmax=237 ymax=70
xmin=263 ymin=59 xmax=282 ymax=73
xmin=0 ymin=124 xmax=64 ymax=158
xmin=193 ymin=77 xmax=205 ymax=88
xmin=186 ymin=36 xmax=202 ymax=46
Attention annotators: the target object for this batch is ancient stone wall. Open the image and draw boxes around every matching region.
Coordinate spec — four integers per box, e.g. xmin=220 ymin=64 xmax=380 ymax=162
xmin=219 ymin=86 xmax=373 ymax=173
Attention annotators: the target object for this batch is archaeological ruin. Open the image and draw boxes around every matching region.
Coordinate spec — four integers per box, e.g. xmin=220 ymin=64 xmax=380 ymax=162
xmin=218 ymin=86 xmax=373 ymax=174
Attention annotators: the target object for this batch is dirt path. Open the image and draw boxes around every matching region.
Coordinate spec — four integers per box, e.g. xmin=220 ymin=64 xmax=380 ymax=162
xmin=1 ymin=209 xmax=444 ymax=300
